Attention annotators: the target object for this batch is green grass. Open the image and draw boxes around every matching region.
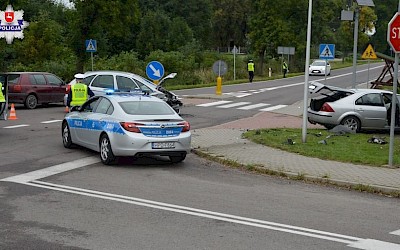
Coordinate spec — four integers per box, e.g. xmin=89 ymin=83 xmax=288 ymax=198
xmin=243 ymin=128 xmax=400 ymax=167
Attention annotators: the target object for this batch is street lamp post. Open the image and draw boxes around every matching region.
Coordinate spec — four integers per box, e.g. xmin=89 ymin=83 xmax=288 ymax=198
xmin=302 ymin=0 xmax=313 ymax=143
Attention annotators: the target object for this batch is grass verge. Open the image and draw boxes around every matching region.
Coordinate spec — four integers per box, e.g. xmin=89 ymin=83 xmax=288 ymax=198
xmin=243 ymin=128 xmax=400 ymax=167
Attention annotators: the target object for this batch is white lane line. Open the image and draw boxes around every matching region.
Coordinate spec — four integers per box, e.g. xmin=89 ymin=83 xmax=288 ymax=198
xmin=260 ymin=105 xmax=288 ymax=112
xmin=390 ymin=229 xmax=400 ymax=236
xmin=237 ymin=103 xmax=270 ymax=110
xmin=217 ymin=102 xmax=251 ymax=108
xmin=348 ymin=239 xmax=400 ymax=249
xmin=196 ymin=101 xmax=232 ymax=107
xmin=236 ymin=93 xmax=252 ymax=98
xmin=0 ymin=156 xmax=100 ymax=183
xmin=262 ymin=65 xmax=384 ymax=92
xmin=41 ymin=120 xmax=62 ymax=124
xmin=3 ymin=124 xmax=30 ymax=129
xmin=1 ymin=156 xmax=399 ymax=249
xmin=24 ymin=180 xmax=360 ymax=245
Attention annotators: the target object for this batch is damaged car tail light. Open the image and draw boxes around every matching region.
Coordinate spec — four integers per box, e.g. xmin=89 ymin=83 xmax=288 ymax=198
xmin=321 ymin=103 xmax=334 ymax=112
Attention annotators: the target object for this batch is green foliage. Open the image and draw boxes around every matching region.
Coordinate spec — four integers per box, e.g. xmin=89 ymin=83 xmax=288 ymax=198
xmin=90 ymin=51 xmax=145 ymax=76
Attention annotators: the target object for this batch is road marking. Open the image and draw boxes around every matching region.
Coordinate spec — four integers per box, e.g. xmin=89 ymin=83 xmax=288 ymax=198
xmin=1 ymin=156 xmax=99 ymax=183
xmin=217 ymin=102 xmax=251 ymax=108
xmin=41 ymin=120 xmax=62 ymax=124
xmin=1 ymin=157 xmax=399 ymax=249
xmin=237 ymin=103 xmax=270 ymax=110
xmin=390 ymin=229 xmax=400 ymax=236
xmin=260 ymin=105 xmax=288 ymax=112
xmin=3 ymin=124 xmax=29 ymax=129
xmin=348 ymin=239 xmax=400 ymax=249
xmin=196 ymin=101 xmax=232 ymax=107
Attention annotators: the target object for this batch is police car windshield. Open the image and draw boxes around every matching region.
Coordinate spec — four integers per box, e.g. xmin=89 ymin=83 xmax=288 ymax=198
xmin=119 ymin=101 xmax=175 ymax=115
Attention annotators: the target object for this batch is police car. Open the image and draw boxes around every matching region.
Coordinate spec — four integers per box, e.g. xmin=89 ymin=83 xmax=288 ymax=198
xmin=62 ymin=91 xmax=191 ymax=165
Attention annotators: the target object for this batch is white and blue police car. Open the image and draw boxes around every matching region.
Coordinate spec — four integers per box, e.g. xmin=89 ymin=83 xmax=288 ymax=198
xmin=62 ymin=91 xmax=191 ymax=165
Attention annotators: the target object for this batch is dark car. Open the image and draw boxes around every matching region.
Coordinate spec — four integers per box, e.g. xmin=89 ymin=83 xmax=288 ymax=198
xmin=0 ymin=72 xmax=66 ymax=109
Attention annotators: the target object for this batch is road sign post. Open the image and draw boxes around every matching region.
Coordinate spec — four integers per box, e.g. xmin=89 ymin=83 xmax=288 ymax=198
xmin=387 ymin=10 xmax=400 ymax=167
xmin=85 ymin=39 xmax=97 ymax=71
xmin=319 ymin=44 xmax=335 ymax=85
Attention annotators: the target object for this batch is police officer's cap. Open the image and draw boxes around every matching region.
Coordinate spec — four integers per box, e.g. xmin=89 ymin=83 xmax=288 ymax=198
xmin=74 ymin=73 xmax=85 ymax=79
xmin=249 ymin=59 xmax=253 ymax=62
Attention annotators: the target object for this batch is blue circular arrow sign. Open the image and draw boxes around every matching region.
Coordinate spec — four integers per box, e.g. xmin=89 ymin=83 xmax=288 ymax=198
xmin=146 ymin=61 xmax=164 ymax=81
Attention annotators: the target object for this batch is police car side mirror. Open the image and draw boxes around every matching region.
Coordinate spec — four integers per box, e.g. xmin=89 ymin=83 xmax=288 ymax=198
xmin=70 ymin=106 xmax=80 ymax=112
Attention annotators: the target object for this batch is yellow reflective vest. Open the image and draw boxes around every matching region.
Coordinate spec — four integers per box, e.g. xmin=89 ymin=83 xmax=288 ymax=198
xmin=248 ymin=62 xmax=255 ymax=72
xmin=70 ymin=83 xmax=88 ymax=106
xmin=0 ymin=82 xmax=5 ymax=103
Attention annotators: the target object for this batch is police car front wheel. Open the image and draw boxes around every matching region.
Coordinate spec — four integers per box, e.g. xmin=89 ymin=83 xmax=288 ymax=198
xmin=62 ymin=122 xmax=73 ymax=148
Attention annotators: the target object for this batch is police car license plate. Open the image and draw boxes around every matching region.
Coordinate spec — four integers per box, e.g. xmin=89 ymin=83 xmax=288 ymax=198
xmin=152 ymin=142 xmax=175 ymax=149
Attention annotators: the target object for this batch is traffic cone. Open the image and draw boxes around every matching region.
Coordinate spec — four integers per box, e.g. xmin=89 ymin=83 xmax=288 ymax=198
xmin=8 ymin=103 xmax=18 ymax=120
xmin=65 ymin=106 xmax=69 ymax=113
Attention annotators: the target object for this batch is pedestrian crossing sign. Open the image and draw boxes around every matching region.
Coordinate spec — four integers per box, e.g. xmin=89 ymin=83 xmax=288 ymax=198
xmin=361 ymin=44 xmax=377 ymax=59
xmin=85 ymin=39 xmax=97 ymax=52
xmin=319 ymin=44 xmax=335 ymax=60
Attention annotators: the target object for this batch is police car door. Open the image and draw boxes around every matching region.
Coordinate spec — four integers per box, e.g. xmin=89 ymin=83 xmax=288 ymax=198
xmin=73 ymin=97 xmax=100 ymax=149
xmin=81 ymin=97 xmax=114 ymax=150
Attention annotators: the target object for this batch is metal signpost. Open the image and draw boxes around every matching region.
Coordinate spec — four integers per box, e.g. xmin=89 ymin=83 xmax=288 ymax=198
xmin=232 ymin=46 xmax=238 ymax=81
xmin=212 ymin=60 xmax=228 ymax=95
xmin=85 ymin=39 xmax=97 ymax=71
xmin=277 ymin=46 xmax=295 ymax=75
xmin=387 ymin=9 xmax=400 ymax=167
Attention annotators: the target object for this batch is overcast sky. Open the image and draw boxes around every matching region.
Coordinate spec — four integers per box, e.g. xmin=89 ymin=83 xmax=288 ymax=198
xmin=54 ymin=0 xmax=74 ymax=8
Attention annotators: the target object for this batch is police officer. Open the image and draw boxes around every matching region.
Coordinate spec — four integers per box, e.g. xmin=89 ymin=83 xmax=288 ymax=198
xmin=0 ymin=81 xmax=5 ymax=104
xmin=247 ymin=59 xmax=255 ymax=83
xmin=67 ymin=73 xmax=94 ymax=108
xmin=282 ymin=60 xmax=288 ymax=78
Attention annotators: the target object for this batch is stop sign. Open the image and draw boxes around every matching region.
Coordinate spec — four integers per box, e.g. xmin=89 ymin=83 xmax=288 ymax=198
xmin=388 ymin=12 xmax=400 ymax=53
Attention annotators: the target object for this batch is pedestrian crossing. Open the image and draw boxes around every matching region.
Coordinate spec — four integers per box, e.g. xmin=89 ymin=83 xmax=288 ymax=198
xmin=196 ymin=100 xmax=288 ymax=112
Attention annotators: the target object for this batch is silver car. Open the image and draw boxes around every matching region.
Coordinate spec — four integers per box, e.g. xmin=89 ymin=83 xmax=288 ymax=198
xmin=62 ymin=92 xmax=191 ymax=165
xmin=64 ymin=70 xmax=166 ymax=105
xmin=307 ymin=82 xmax=400 ymax=132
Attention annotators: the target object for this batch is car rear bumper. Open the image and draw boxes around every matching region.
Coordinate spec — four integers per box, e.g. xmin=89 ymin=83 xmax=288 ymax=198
xmin=307 ymin=110 xmax=338 ymax=125
xmin=110 ymin=132 xmax=192 ymax=156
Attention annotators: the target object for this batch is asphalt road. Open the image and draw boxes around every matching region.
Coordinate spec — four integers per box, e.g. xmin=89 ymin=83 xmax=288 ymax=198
xmin=1 ymin=64 xmax=400 ymax=249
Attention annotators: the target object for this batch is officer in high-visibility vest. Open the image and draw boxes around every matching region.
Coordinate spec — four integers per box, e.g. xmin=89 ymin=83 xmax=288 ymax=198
xmin=282 ymin=60 xmax=288 ymax=78
xmin=247 ymin=59 xmax=255 ymax=83
xmin=0 ymin=82 xmax=5 ymax=103
xmin=66 ymin=73 xmax=94 ymax=108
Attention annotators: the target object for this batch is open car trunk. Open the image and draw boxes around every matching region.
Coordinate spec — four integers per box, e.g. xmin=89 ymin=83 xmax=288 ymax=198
xmin=308 ymin=81 xmax=354 ymax=111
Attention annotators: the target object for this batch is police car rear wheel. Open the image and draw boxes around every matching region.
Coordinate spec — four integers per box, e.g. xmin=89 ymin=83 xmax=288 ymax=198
xmin=169 ymin=153 xmax=186 ymax=163
xmin=62 ymin=122 xmax=73 ymax=148
xmin=100 ymin=134 xmax=116 ymax=165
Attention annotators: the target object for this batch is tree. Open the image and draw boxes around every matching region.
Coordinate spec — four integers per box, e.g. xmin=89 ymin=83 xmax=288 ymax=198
xmin=211 ymin=0 xmax=250 ymax=49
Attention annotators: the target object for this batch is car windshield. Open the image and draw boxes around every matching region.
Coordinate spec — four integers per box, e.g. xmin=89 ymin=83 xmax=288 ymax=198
xmin=312 ymin=61 xmax=326 ymax=66
xmin=119 ymin=101 xmax=175 ymax=115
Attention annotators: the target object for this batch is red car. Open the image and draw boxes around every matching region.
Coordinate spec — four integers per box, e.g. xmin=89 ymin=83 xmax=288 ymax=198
xmin=1 ymin=72 xmax=66 ymax=109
